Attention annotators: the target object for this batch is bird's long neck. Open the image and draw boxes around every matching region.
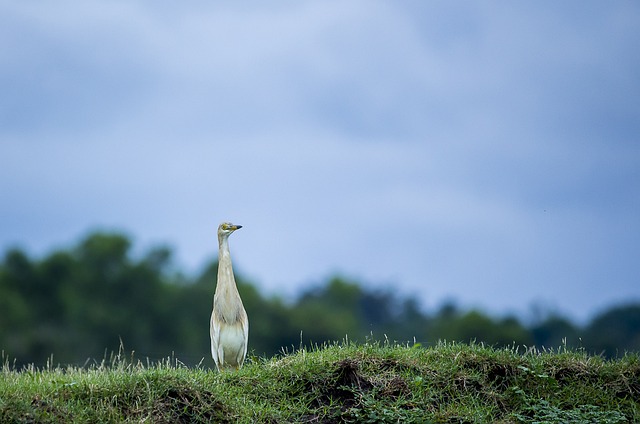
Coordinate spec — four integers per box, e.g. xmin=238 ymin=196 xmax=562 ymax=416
xmin=216 ymin=237 xmax=238 ymax=295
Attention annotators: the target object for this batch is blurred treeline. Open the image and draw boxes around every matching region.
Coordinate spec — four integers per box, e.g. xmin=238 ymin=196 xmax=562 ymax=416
xmin=1 ymin=232 xmax=639 ymax=368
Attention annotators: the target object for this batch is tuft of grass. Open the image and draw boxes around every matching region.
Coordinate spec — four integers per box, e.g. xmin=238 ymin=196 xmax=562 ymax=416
xmin=1 ymin=341 xmax=639 ymax=423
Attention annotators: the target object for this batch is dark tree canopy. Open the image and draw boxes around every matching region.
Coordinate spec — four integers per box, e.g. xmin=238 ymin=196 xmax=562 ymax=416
xmin=0 ymin=232 xmax=637 ymax=367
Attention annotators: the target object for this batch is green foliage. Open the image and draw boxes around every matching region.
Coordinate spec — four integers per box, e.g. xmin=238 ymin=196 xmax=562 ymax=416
xmin=0 ymin=231 xmax=639 ymax=368
xmin=430 ymin=308 xmax=534 ymax=347
xmin=514 ymin=400 xmax=627 ymax=424
xmin=583 ymin=305 xmax=640 ymax=356
xmin=531 ymin=316 xmax=580 ymax=349
xmin=1 ymin=342 xmax=638 ymax=423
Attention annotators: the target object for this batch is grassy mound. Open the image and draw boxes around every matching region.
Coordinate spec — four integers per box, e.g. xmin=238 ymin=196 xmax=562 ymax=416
xmin=1 ymin=341 xmax=638 ymax=423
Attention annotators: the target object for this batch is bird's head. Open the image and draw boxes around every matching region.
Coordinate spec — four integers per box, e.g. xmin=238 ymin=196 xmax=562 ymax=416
xmin=218 ymin=222 xmax=242 ymax=238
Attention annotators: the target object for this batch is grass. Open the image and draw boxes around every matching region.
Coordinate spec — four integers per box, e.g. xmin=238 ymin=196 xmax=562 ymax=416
xmin=1 ymin=341 xmax=639 ymax=423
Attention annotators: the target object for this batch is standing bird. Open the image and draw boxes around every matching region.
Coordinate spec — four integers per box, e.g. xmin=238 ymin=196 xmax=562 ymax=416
xmin=210 ymin=222 xmax=248 ymax=371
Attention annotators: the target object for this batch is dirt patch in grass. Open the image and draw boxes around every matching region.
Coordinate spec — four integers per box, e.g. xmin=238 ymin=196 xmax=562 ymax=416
xmin=313 ymin=359 xmax=373 ymax=410
xmin=23 ymin=396 xmax=68 ymax=423
xmin=146 ymin=387 xmax=231 ymax=424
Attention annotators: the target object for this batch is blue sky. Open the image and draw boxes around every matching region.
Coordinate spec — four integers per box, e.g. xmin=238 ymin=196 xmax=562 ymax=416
xmin=1 ymin=1 xmax=639 ymax=323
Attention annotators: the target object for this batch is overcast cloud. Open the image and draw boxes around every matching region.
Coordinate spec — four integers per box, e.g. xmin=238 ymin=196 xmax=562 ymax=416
xmin=1 ymin=1 xmax=639 ymax=323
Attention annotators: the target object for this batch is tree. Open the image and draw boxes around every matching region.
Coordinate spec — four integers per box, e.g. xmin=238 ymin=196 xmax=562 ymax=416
xmin=531 ymin=316 xmax=579 ymax=350
xmin=583 ymin=304 xmax=640 ymax=357
xmin=1 ymin=232 xmax=639 ymax=366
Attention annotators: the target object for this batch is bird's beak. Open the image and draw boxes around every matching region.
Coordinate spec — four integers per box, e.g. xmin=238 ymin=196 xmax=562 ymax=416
xmin=232 ymin=225 xmax=243 ymax=230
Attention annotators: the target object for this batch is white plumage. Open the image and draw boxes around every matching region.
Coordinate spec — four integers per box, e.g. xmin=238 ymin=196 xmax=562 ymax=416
xmin=210 ymin=222 xmax=248 ymax=371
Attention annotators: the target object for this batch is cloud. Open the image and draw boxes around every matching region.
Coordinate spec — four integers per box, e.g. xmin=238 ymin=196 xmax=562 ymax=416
xmin=1 ymin=1 xmax=639 ymax=322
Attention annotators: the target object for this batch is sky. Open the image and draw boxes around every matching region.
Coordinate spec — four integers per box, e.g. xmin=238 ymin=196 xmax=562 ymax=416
xmin=1 ymin=1 xmax=639 ymax=324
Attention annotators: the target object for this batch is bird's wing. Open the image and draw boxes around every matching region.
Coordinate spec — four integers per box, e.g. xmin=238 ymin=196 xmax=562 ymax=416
xmin=241 ymin=312 xmax=249 ymax=363
xmin=232 ymin=313 xmax=249 ymax=368
xmin=210 ymin=312 xmax=221 ymax=369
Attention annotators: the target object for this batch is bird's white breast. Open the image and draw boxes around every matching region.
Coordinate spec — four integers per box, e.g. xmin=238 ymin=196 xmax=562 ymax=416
xmin=219 ymin=321 xmax=245 ymax=363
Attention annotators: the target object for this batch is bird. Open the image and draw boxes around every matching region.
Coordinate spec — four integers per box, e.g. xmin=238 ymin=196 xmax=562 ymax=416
xmin=210 ymin=222 xmax=248 ymax=371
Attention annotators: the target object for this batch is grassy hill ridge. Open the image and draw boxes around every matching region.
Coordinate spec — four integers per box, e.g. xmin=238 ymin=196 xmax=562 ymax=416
xmin=1 ymin=341 xmax=638 ymax=423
